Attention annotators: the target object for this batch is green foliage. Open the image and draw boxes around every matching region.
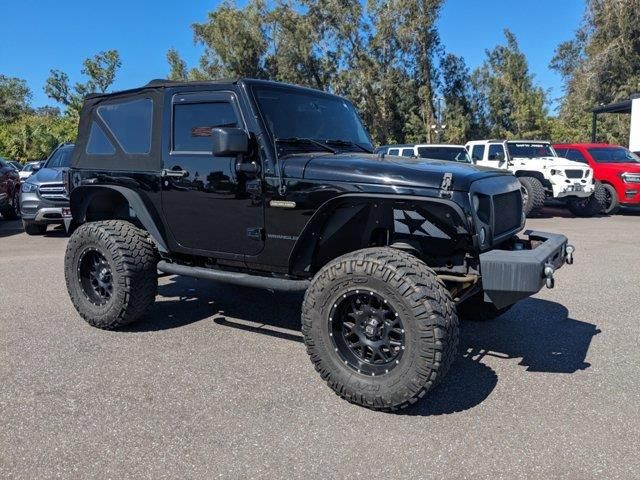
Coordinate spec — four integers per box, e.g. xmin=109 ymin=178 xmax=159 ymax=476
xmin=551 ymin=0 xmax=640 ymax=144
xmin=0 ymin=113 xmax=76 ymax=162
xmin=474 ymin=30 xmax=549 ymax=140
xmin=0 ymin=75 xmax=32 ymax=124
xmin=45 ymin=50 xmax=122 ymax=116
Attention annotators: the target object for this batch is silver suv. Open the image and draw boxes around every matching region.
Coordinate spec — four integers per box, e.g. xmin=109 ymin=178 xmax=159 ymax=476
xmin=20 ymin=143 xmax=74 ymax=235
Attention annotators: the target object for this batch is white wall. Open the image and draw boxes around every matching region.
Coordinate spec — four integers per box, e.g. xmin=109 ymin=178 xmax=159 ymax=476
xmin=630 ymin=98 xmax=640 ymax=151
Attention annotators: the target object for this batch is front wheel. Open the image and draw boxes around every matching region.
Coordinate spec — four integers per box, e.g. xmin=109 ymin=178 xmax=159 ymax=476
xmin=23 ymin=221 xmax=47 ymax=235
xmin=64 ymin=220 xmax=158 ymax=329
xmin=302 ymin=247 xmax=459 ymax=411
xmin=0 ymin=188 xmax=20 ymax=220
xmin=567 ymin=184 xmax=606 ymax=217
xmin=601 ymin=183 xmax=620 ymax=215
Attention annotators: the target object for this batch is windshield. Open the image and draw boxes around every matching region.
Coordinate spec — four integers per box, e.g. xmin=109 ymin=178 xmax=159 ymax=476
xmin=506 ymin=142 xmax=556 ymax=158
xmin=587 ymin=147 xmax=640 ymax=164
xmin=252 ymin=86 xmax=373 ymax=153
xmin=416 ymin=146 xmax=471 ymax=163
xmin=45 ymin=146 xmax=74 ymax=169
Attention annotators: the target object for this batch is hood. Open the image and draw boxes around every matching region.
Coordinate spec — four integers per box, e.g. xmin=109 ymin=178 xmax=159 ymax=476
xmin=282 ymin=153 xmax=509 ymax=191
xmin=593 ymin=162 xmax=640 ymax=173
xmin=27 ymin=167 xmax=68 ymax=185
xmin=512 ymin=156 xmax=589 ymax=169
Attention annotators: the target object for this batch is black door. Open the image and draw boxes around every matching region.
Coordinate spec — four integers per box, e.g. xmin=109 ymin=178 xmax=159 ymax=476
xmin=161 ymin=91 xmax=264 ymax=255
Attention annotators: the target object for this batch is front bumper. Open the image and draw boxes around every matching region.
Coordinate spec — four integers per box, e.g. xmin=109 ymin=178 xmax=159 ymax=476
xmin=479 ymin=231 xmax=572 ymax=309
xmin=550 ymin=176 xmax=594 ymax=198
xmin=20 ymin=191 xmax=68 ymax=224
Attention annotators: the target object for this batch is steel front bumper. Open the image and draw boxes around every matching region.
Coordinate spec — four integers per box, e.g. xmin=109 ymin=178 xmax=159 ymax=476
xmin=479 ymin=230 xmax=573 ymax=309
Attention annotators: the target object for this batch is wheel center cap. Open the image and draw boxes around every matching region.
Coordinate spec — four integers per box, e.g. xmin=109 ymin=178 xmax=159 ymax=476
xmin=364 ymin=317 xmax=381 ymax=338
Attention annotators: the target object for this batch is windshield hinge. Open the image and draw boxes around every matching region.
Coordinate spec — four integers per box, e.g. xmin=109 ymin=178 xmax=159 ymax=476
xmin=440 ymin=172 xmax=453 ymax=198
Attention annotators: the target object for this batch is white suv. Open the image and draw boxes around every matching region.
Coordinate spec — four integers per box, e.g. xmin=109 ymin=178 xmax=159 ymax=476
xmin=465 ymin=140 xmax=602 ymax=217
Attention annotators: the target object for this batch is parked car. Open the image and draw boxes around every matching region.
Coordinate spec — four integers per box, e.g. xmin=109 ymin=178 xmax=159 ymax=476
xmin=465 ymin=139 xmax=604 ymax=217
xmin=554 ymin=143 xmax=640 ymax=214
xmin=20 ymin=143 xmax=73 ymax=235
xmin=61 ymin=78 xmax=575 ymax=411
xmin=0 ymin=157 xmax=21 ymax=220
xmin=376 ymin=144 xmax=472 ymax=163
xmin=6 ymin=160 xmax=22 ymax=171
xmin=19 ymin=161 xmax=44 ymax=181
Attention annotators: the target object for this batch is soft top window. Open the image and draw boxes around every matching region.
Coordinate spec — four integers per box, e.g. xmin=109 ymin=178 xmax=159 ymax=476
xmin=97 ymin=98 xmax=153 ymax=154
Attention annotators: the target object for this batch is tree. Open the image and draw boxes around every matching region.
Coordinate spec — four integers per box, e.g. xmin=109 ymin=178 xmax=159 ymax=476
xmin=0 ymin=75 xmax=32 ymax=124
xmin=44 ymin=50 xmax=122 ymax=116
xmin=474 ymin=30 xmax=548 ymax=139
xmin=551 ymin=0 xmax=640 ymax=144
xmin=0 ymin=113 xmax=76 ymax=162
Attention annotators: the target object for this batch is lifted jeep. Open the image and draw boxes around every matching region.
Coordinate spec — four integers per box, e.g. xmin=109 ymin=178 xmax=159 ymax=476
xmin=63 ymin=79 xmax=574 ymax=411
xmin=465 ymin=139 xmax=605 ymax=217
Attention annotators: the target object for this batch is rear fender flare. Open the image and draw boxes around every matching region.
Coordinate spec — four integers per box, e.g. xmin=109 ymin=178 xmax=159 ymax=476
xmin=70 ymin=185 xmax=168 ymax=253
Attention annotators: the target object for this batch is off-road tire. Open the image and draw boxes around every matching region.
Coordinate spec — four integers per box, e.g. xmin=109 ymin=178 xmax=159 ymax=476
xmin=0 ymin=188 xmax=20 ymax=220
xmin=457 ymin=291 xmax=512 ymax=321
xmin=64 ymin=220 xmax=158 ymax=329
xmin=519 ymin=176 xmax=546 ymax=217
xmin=567 ymin=182 xmax=607 ymax=217
xmin=23 ymin=221 xmax=47 ymax=235
xmin=601 ymin=183 xmax=620 ymax=215
xmin=302 ymin=247 xmax=459 ymax=411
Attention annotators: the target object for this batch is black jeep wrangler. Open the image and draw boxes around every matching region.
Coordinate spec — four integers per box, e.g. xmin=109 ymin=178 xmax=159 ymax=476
xmin=63 ymin=79 xmax=574 ymax=411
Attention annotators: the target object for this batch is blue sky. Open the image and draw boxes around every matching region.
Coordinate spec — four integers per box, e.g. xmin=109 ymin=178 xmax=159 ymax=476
xmin=0 ymin=0 xmax=585 ymax=111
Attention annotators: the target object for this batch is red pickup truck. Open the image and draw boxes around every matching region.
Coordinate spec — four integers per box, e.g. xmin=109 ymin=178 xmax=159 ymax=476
xmin=554 ymin=143 xmax=640 ymax=214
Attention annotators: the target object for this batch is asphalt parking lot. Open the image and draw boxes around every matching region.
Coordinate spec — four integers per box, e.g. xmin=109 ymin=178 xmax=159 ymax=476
xmin=1 ymin=208 xmax=639 ymax=479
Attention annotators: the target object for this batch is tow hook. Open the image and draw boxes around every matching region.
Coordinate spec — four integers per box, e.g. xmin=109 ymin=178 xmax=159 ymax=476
xmin=544 ymin=264 xmax=555 ymax=289
xmin=565 ymin=244 xmax=575 ymax=265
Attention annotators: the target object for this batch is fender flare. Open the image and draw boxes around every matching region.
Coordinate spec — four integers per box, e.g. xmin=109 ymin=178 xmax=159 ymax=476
xmin=70 ymin=185 xmax=169 ymax=253
xmin=288 ymin=192 xmax=471 ymax=275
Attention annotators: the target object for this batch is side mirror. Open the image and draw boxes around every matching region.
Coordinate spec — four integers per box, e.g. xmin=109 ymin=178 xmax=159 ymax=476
xmin=32 ymin=163 xmax=42 ymax=172
xmin=212 ymin=127 xmax=250 ymax=157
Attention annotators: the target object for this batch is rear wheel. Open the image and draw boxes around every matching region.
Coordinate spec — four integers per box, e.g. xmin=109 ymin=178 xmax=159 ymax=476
xmin=601 ymin=183 xmax=620 ymax=215
xmin=302 ymin=247 xmax=459 ymax=411
xmin=519 ymin=177 xmax=546 ymax=217
xmin=64 ymin=220 xmax=158 ymax=329
xmin=457 ymin=291 xmax=512 ymax=321
xmin=0 ymin=188 xmax=20 ymax=220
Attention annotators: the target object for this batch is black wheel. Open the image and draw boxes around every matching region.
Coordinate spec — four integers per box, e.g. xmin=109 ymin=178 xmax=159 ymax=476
xmin=601 ymin=183 xmax=620 ymax=215
xmin=567 ymin=182 xmax=607 ymax=217
xmin=302 ymin=247 xmax=459 ymax=411
xmin=0 ymin=187 xmax=20 ymax=220
xmin=519 ymin=177 xmax=546 ymax=217
xmin=64 ymin=220 xmax=158 ymax=329
xmin=23 ymin=221 xmax=47 ymax=235
xmin=457 ymin=291 xmax=512 ymax=321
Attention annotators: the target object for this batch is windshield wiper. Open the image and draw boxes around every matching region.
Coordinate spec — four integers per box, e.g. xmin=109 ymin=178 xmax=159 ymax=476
xmin=325 ymin=139 xmax=373 ymax=153
xmin=275 ymin=137 xmax=336 ymax=154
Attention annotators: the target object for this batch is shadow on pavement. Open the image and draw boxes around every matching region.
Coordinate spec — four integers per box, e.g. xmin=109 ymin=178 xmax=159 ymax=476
xmin=0 ymin=219 xmax=24 ymax=238
xmin=126 ymin=276 xmax=600 ymax=416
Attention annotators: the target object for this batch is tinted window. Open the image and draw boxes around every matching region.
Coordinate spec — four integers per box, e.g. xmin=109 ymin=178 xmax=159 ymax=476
xmin=97 ymin=98 xmax=153 ymax=154
xmin=564 ymin=149 xmax=588 ymax=163
xmin=401 ymin=148 xmax=414 ymax=157
xmin=555 ymin=148 xmax=568 ymax=157
xmin=388 ymin=149 xmax=399 ymax=156
xmin=417 ymin=146 xmax=471 ymax=163
xmin=87 ymin=123 xmax=116 ymax=155
xmin=173 ymin=102 xmax=238 ymax=152
xmin=506 ymin=142 xmax=555 ymax=158
xmin=488 ymin=144 xmax=505 ymax=160
xmin=587 ymin=147 xmax=640 ymax=163
xmin=471 ymin=145 xmax=485 ymax=161
xmin=45 ymin=146 xmax=74 ymax=168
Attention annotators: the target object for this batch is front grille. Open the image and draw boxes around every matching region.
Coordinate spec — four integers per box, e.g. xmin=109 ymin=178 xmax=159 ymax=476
xmin=39 ymin=183 xmax=68 ymax=201
xmin=565 ymin=169 xmax=584 ymax=179
xmin=493 ymin=190 xmax=522 ymax=235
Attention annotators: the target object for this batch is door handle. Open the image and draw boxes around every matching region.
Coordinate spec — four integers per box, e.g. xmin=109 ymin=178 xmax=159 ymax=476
xmin=162 ymin=169 xmax=188 ymax=178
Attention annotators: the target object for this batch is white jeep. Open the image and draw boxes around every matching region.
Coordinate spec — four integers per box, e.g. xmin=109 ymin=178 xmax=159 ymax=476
xmin=465 ymin=140 xmax=603 ymax=217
